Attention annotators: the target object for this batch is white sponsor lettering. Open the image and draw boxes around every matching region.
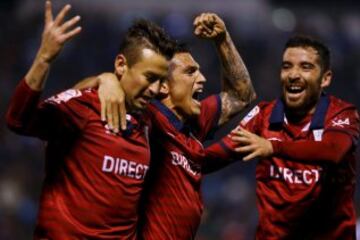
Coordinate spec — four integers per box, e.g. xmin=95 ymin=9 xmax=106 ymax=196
xmin=102 ymin=155 xmax=149 ymax=180
xmin=171 ymin=151 xmax=199 ymax=176
xmin=46 ymin=89 xmax=82 ymax=104
xmin=269 ymin=164 xmax=321 ymax=185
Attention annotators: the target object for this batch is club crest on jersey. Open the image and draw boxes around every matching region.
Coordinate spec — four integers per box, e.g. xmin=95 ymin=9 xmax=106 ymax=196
xmin=312 ymin=129 xmax=324 ymax=141
xmin=331 ymin=118 xmax=350 ymax=128
xmin=46 ymin=89 xmax=82 ymax=104
xmin=241 ymin=105 xmax=260 ymax=126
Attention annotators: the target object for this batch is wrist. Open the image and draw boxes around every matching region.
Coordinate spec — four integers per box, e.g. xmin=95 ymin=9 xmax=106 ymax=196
xmin=270 ymin=140 xmax=282 ymax=155
xmin=214 ymin=31 xmax=229 ymax=45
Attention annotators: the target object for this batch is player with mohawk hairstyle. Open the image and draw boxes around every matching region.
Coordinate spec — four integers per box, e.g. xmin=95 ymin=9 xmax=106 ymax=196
xmin=6 ymin=1 xmax=176 ymax=239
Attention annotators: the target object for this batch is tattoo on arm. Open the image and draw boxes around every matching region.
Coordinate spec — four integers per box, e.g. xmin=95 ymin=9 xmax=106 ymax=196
xmin=216 ymin=32 xmax=256 ymax=125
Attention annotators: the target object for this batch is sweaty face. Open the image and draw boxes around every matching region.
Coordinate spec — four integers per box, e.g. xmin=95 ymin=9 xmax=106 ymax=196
xmin=120 ymin=49 xmax=168 ymax=111
xmin=280 ymin=47 xmax=331 ymax=115
xmin=167 ymin=53 xmax=206 ymax=118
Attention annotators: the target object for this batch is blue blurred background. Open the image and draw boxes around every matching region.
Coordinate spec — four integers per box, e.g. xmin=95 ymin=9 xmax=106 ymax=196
xmin=1 ymin=0 xmax=360 ymax=239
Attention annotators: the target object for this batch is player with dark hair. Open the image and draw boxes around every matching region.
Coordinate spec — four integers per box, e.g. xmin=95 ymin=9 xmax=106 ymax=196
xmin=207 ymin=35 xmax=360 ymax=239
xmin=87 ymin=13 xmax=256 ymax=239
xmin=6 ymin=1 xmax=175 ymax=239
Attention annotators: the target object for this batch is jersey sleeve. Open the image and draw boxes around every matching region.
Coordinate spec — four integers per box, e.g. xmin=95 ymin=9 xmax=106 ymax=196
xmin=202 ymin=104 xmax=264 ymax=174
xmin=271 ymin=105 xmax=359 ymax=164
xmin=6 ymin=79 xmax=91 ymax=140
xmin=196 ymin=94 xmax=221 ymax=140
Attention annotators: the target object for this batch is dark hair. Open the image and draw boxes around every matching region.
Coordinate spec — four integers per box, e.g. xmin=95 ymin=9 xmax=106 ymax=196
xmin=284 ymin=35 xmax=331 ymax=72
xmin=174 ymin=42 xmax=190 ymax=54
xmin=119 ymin=19 xmax=177 ymax=67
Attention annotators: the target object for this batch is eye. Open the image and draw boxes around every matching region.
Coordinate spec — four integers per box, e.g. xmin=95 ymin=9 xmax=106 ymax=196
xmin=145 ymin=73 xmax=160 ymax=83
xmin=281 ymin=62 xmax=291 ymax=70
xmin=301 ymin=63 xmax=314 ymax=70
xmin=185 ymin=67 xmax=197 ymax=76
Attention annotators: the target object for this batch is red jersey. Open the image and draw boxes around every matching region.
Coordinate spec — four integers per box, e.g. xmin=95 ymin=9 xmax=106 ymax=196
xmin=139 ymin=95 xmax=221 ymax=240
xmin=211 ymin=95 xmax=360 ymax=239
xmin=6 ymin=80 xmax=152 ymax=239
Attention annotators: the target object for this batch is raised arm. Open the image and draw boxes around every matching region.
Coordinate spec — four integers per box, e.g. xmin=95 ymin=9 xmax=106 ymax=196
xmin=194 ymin=13 xmax=256 ymax=126
xmin=26 ymin=1 xmax=81 ymax=91
xmin=6 ymin=1 xmax=81 ymax=135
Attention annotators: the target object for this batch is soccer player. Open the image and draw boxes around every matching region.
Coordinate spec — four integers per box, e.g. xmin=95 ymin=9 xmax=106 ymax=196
xmin=6 ymin=1 xmax=175 ymax=239
xmin=92 ymin=13 xmax=256 ymax=239
xmin=208 ymin=35 xmax=360 ymax=239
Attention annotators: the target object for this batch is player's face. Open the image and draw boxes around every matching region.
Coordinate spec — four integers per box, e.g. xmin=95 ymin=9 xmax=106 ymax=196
xmin=280 ymin=47 xmax=331 ymax=114
xmin=167 ymin=52 xmax=206 ymax=118
xmin=118 ymin=49 xmax=168 ymax=111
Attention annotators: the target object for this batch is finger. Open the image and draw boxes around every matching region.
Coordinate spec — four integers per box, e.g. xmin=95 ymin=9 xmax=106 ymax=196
xmin=119 ymin=103 xmax=127 ymax=131
xmin=194 ymin=26 xmax=202 ymax=36
xmin=54 ymin=4 xmax=72 ymax=26
xmin=238 ymin=127 xmax=253 ymax=137
xmin=59 ymin=15 xmax=81 ymax=33
xmin=62 ymin=26 xmax=82 ymax=42
xmin=204 ymin=14 xmax=214 ymax=28
xmin=193 ymin=16 xmax=201 ymax=27
xmin=231 ymin=136 xmax=252 ymax=144
xmin=106 ymin=101 xmax=114 ymax=130
xmin=111 ymin=103 xmax=119 ymax=133
xmin=234 ymin=145 xmax=255 ymax=153
xmin=44 ymin=1 xmax=53 ymax=24
xmin=100 ymin=96 xmax=106 ymax=122
xmin=243 ymin=152 xmax=258 ymax=161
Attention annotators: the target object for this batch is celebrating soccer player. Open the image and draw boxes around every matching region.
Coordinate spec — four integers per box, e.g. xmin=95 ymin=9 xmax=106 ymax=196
xmin=6 ymin=1 xmax=176 ymax=239
xmin=78 ymin=13 xmax=256 ymax=239
xmin=208 ymin=35 xmax=360 ymax=239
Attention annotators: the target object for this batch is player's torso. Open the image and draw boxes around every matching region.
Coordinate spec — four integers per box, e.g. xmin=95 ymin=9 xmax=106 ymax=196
xmin=140 ymin=103 xmax=208 ymax=240
xmin=37 ymin=91 xmax=151 ymax=239
xmin=253 ymin=97 xmax=357 ymax=239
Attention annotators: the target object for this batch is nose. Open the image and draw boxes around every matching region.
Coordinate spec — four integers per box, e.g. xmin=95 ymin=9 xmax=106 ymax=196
xmin=147 ymin=80 xmax=161 ymax=97
xmin=288 ymin=68 xmax=301 ymax=81
xmin=197 ymin=72 xmax=206 ymax=84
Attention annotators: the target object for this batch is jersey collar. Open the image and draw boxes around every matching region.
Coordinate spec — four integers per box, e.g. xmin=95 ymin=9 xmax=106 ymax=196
xmin=269 ymin=93 xmax=330 ymax=130
xmin=151 ymin=100 xmax=186 ymax=132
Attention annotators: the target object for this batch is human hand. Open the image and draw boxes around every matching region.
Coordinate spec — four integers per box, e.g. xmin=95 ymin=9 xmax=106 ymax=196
xmin=230 ymin=127 xmax=273 ymax=161
xmin=98 ymin=73 xmax=127 ymax=132
xmin=37 ymin=1 xmax=81 ymax=63
xmin=193 ymin=13 xmax=226 ymax=41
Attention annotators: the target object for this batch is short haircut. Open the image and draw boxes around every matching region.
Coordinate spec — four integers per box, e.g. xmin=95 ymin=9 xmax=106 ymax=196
xmin=119 ymin=19 xmax=177 ymax=67
xmin=284 ymin=35 xmax=331 ymax=72
xmin=174 ymin=42 xmax=190 ymax=54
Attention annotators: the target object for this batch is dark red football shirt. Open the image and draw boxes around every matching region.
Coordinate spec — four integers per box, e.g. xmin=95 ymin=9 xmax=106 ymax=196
xmin=138 ymin=95 xmax=221 ymax=240
xmin=208 ymin=95 xmax=360 ymax=239
xmin=6 ymin=79 xmax=152 ymax=239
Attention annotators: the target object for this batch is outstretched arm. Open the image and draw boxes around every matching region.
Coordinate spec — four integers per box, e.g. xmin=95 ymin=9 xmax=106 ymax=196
xmin=231 ymin=127 xmax=353 ymax=163
xmin=6 ymin=1 xmax=81 ymax=135
xmin=194 ymin=13 xmax=256 ymax=126
xmin=26 ymin=1 xmax=81 ymax=91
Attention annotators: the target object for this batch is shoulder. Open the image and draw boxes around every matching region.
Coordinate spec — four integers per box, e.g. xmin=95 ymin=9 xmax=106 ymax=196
xmin=44 ymin=88 xmax=100 ymax=114
xmin=327 ymin=95 xmax=358 ymax=117
xmin=240 ymin=100 xmax=274 ymax=126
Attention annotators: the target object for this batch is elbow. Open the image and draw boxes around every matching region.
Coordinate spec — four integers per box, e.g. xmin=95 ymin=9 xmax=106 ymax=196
xmin=242 ymin=88 xmax=257 ymax=107
xmin=6 ymin=111 xmax=26 ymax=135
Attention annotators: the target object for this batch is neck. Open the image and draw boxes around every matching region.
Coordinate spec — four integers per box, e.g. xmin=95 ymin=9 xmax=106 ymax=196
xmin=285 ymin=105 xmax=316 ymax=123
xmin=160 ymin=98 xmax=186 ymax=122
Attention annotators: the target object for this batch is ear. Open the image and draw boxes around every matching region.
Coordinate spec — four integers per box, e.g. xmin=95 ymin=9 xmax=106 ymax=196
xmin=320 ymin=70 xmax=332 ymax=88
xmin=158 ymin=81 xmax=169 ymax=98
xmin=114 ymin=54 xmax=127 ymax=77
